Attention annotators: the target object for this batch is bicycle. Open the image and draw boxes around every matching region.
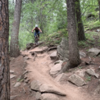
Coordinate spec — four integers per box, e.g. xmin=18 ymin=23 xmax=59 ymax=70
xmin=34 ymin=33 xmax=39 ymax=45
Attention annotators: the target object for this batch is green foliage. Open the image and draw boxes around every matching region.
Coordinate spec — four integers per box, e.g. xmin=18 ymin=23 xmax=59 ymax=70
xmin=86 ymin=75 xmax=91 ymax=81
xmin=19 ymin=31 xmax=34 ymax=50
xmin=78 ymin=66 xmax=82 ymax=69
xmin=78 ymin=41 xmax=89 ymax=47
xmin=9 ymin=0 xmax=100 ymax=49
xmin=40 ymin=28 xmax=68 ymax=45
xmin=9 ymin=0 xmax=68 ymax=49
xmin=85 ymin=31 xmax=96 ymax=40
xmin=85 ymin=21 xmax=100 ymax=30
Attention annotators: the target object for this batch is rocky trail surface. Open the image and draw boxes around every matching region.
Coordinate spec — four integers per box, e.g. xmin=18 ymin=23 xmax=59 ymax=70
xmin=10 ymin=43 xmax=100 ymax=100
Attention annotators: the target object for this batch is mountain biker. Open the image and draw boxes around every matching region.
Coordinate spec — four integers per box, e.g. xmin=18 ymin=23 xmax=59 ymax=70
xmin=32 ymin=24 xmax=42 ymax=38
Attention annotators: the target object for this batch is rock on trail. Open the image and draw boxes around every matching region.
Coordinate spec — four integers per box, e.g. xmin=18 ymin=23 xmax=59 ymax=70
xmin=21 ymin=46 xmax=94 ymax=100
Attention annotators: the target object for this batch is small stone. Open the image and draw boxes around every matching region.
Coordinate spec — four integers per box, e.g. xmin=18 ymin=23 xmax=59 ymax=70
xmin=98 ymin=79 xmax=100 ymax=84
xmin=14 ymin=82 xmax=21 ymax=87
xmin=23 ymin=71 xmax=29 ymax=75
xmin=24 ymin=57 xmax=30 ymax=60
xmin=24 ymin=79 xmax=30 ymax=83
xmin=10 ymin=95 xmax=20 ymax=100
xmin=96 ymin=29 xmax=100 ymax=32
xmin=86 ymin=68 xmax=99 ymax=78
xmin=26 ymin=43 xmax=34 ymax=50
xmin=54 ymin=60 xmax=63 ymax=65
xmin=10 ymin=74 xmax=16 ymax=79
xmin=10 ymin=70 xmax=14 ymax=74
xmin=10 ymin=57 xmax=15 ymax=61
xmin=22 ymin=54 xmax=28 ymax=57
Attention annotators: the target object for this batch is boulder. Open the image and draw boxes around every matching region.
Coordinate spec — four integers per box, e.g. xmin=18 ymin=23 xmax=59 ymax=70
xmin=94 ymin=86 xmax=100 ymax=95
xmin=79 ymin=51 xmax=86 ymax=58
xmin=31 ymin=47 xmax=48 ymax=54
xmin=94 ymin=80 xmax=100 ymax=95
xmin=55 ymin=73 xmax=69 ymax=83
xmin=61 ymin=61 xmax=69 ymax=72
xmin=57 ymin=38 xmax=69 ymax=60
xmin=68 ymin=74 xmax=86 ymax=86
xmin=31 ymin=81 xmax=66 ymax=96
xmin=48 ymin=46 xmax=57 ymax=51
xmin=86 ymin=68 xmax=99 ymax=78
xmin=75 ymin=70 xmax=86 ymax=77
xmin=41 ymin=93 xmax=60 ymax=100
xmin=88 ymin=48 xmax=100 ymax=56
xmin=57 ymin=38 xmax=87 ymax=60
xmin=40 ymin=84 xmax=66 ymax=96
xmin=50 ymin=51 xmax=58 ymax=60
xmin=31 ymin=80 xmax=42 ymax=91
xmin=35 ymin=92 xmax=41 ymax=100
xmin=50 ymin=62 xmax=63 ymax=77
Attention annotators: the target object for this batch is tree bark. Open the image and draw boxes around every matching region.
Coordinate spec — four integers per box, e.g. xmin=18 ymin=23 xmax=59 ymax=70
xmin=67 ymin=0 xmax=81 ymax=68
xmin=10 ymin=0 xmax=22 ymax=57
xmin=0 ymin=0 xmax=10 ymax=100
xmin=75 ymin=0 xmax=86 ymax=41
xmin=98 ymin=0 xmax=100 ymax=21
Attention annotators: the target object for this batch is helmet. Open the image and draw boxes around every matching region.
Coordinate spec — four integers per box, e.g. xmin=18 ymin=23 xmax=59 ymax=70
xmin=35 ymin=24 xmax=38 ymax=27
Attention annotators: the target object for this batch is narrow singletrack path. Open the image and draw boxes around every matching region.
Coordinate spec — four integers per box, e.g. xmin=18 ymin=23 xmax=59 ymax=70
xmin=21 ymin=47 xmax=94 ymax=100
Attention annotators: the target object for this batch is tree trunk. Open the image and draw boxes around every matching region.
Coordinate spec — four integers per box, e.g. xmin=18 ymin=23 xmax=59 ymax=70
xmin=67 ymin=0 xmax=81 ymax=68
xmin=10 ymin=0 xmax=22 ymax=57
xmin=98 ymin=0 xmax=100 ymax=21
xmin=30 ymin=0 xmax=34 ymax=30
xmin=0 ymin=0 xmax=10 ymax=100
xmin=75 ymin=0 xmax=86 ymax=41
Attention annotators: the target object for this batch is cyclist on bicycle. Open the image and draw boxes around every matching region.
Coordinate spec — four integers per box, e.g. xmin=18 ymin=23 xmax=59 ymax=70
xmin=32 ymin=24 xmax=42 ymax=38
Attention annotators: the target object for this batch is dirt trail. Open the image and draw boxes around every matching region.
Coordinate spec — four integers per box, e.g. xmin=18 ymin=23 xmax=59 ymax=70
xmin=10 ymin=56 xmax=36 ymax=100
xmin=21 ymin=47 xmax=94 ymax=100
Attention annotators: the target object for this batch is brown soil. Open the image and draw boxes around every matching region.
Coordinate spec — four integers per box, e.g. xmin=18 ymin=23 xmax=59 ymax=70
xmin=10 ymin=56 xmax=36 ymax=100
xmin=10 ymin=46 xmax=100 ymax=100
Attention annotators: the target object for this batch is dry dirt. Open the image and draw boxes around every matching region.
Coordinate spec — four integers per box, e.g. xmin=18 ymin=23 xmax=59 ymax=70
xmin=10 ymin=56 xmax=36 ymax=100
xmin=10 ymin=46 xmax=100 ymax=100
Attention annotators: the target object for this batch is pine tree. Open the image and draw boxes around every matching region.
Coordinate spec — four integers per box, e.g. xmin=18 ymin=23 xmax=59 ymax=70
xmin=0 ymin=0 xmax=10 ymax=100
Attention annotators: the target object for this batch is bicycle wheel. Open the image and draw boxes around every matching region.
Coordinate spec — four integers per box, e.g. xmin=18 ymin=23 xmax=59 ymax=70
xmin=35 ymin=35 xmax=39 ymax=45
